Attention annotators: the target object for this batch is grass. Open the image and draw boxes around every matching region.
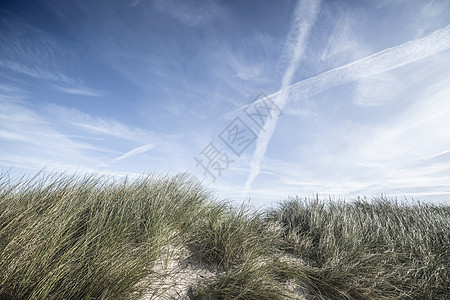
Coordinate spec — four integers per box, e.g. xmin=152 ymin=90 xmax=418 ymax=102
xmin=0 ymin=172 xmax=449 ymax=299
xmin=266 ymin=197 xmax=450 ymax=299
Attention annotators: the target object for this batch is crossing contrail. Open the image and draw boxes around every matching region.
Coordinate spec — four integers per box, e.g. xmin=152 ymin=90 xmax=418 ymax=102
xmin=243 ymin=24 xmax=450 ymax=192
xmin=243 ymin=0 xmax=322 ymax=195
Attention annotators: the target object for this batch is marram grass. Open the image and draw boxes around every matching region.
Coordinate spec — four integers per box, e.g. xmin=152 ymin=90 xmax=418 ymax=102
xmin=0 ymin=172 xmax=448 ymax=299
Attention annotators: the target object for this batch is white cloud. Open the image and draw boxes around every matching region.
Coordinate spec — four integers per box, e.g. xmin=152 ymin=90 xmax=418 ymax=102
xmin=0 ymin=60 xmax=74 ymax=85
xmin=264 ymin=77 xmax=450 ymax=202
xmin=283 ymin=24 xmax=450 ymax=103
xmin=46 ymin=105 xmax=172 ymax=143
xmin=353 ymin=72 xmax=401 ymax=106
xmin=230 ymin=59 xmax=265 ymax=82
xmin=0 ymin=61 xmax=104 ymax=97
xmin=413 ymin=1 xmax=450 ymax=37
xmin=320 ymin=10 xmax=367 ymax=63
xmin=113 ymin=144 xmax=156 ymax=163
xmin=0 ymin=20 xmax=103 ymax=98
xmin=0 ymin=98 xmax=105 ymax=168
xmin=427 ymin=149 xmax=450 ymax=161
xmin=54 ymin=86 xmax=104 ymax=97
xmin=240 ymin=23 xmax=450 ymax=202
xmin=153 ymin=0 xmax=224 ymax=27
xmin=244 ymin=0 xmax=322 ymax=194
xmin=357 ymin=79 xmax=450 ymax=165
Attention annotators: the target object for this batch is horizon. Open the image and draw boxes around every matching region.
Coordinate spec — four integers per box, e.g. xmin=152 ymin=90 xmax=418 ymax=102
xmin=1 ymin=0 xmax=450 ymax=207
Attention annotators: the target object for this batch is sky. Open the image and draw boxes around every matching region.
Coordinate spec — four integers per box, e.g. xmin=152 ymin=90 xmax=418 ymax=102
xmin=1 ymin=0 xmax=449 ymax=207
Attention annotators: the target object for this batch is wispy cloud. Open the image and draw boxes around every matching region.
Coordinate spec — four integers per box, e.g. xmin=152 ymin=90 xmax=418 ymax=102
xmin=42 ymin=105 xmax=189 ymax=172
xmin=112 ymin=144 xmax=156 ymax=163
xmin=413 ymin=0 xmax=450 ymax=37
xmin=0 ymin=19 xmax=103 ymax=97
xmin=129 ymin=0 xmax=143 ymax=7
xmin=53 ymin=86 xmax=104 ymax=97
xmin=0 ymin=92 xmax=164 ymax=175
xmin=244 ymin=0 xmax=322 ymax=194
xmin=357 ymin=79 xmax=450 ymax=165
xmin=46 ymin=105 xmax=172 ymax=143
xmin=229 ymin=56 xmax=265 ymax=82
xmin=427 ymin=149 xmax=450 ymax=161
xmin=319 ymin=8 xmax=368 ymax=65
xmin=242 ymin=23 xmax=450 ymax=194
xmin=153 ymin=0 xmax=224 ymax=27
xmin=0 ymin=97 xmax=105 ymax=169
xmin=243 ymin=72 xmax=450 ymax=203
xmin=0 ymin=60 xmax=103 ymax=97
xmin=286 ymin=24 xmax=450 ymax=103
xmin=0 ymin=61 xmax=75 ymax=85
xmin=353 ymin=72 xmax=401 ymax=106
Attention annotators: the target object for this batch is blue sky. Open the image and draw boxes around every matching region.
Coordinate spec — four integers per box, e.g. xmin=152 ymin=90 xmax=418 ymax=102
xmin=1 ymin=0 xmax=449 ymax=207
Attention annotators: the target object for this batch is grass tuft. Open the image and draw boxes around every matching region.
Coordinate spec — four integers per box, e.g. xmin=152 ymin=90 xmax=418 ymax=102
xmin=0 ymin=173 xmax=448 ymax=299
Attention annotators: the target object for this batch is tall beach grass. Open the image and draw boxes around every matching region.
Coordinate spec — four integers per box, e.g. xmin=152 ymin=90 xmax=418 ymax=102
xmin=0 ymin=172 xmax=448 ymax=299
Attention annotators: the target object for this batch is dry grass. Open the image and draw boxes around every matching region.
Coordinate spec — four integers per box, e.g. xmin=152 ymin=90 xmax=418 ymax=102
xmin=0 ymin=172 xmax=448 ymax=299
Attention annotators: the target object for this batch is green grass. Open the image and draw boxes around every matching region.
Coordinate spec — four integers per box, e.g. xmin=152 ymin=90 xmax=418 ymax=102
xmin=266 ymin=197 xmax=450 ymax=299
xmin=0 ymin=172 xmax=449 ymax=299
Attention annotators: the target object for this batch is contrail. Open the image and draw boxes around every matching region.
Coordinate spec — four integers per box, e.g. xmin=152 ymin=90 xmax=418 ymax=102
xmin=243 ymin=0 xmax=321 ymax=195
xmin=243 ymin=24 xmax=450 ymax=192
xmin=112 ymin=143 xmax=155 ymax=163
